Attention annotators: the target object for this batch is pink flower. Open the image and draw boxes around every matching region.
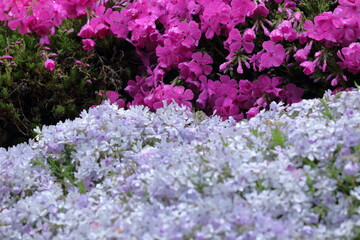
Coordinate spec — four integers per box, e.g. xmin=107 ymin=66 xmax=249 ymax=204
xmin=78 ymin=24 xmax=96 ymax=38
xmin=300 ymin=61 xmax=316 ymax=75
xmin=259 ymin=41 xmax=286 ymax=69
xmin=243 ymin=28 xmax=256 ymax=41
xmin=277 ymin=20 xmax=297 ymax=42
xmin=179 ymin=52 xmax=213 ymax=90
xmin=304 ymin=12 xmax=342 ymax=42
xmin=257 ymin=75 xmax=283 ymax=97
xmin=337 ymin=0 xmax=360 ymax=19
xmin=104 ymin=91 xmax=125 ymax=108
xmin=7 ymin=7 xmax=29 ymax=34
xmin=224 ymin=28 xmax=255 ymax=55
xmin=231 ymin=0 xmax=256 ymax=25
xmin=178 ymin=20 xmax=202 ymax=48
xmin=201 ymin=0 xmax=231 ymax=39
xmin=156 ymin=39 xmax=185 ymax=69
xmin=82 ymin=39 xmax=95 ymax=51
xmin=0 ymin=56 xmax=13 ymax=60
xmin=44 ymin=59 xmax=56 ymax=71
xmin=90 ymin=18 xmax=110 ymax=38
xmin=246 ymin=107 xmax=260 ymax=119
xmin=269 ymin=29 xmax=283 ymax=42
xmin=283 ymin=83 xmax=304 ymax=104
xmin=144 ymin=84 xmax=194 ymax=110
xmin=294 ymin=49 xmax=309 ymax=62
xmin=60 ymin=0 xmax=96 ymax=18
xmin=336 ymin=42 xmax=360 ymax=74
xmin=108 ymin=11 xmax=129 ymax=39
xmin=252 ymin=3 xmax=269 ymax=18
xmin=238 ymin=80 xmax=253 ymax=94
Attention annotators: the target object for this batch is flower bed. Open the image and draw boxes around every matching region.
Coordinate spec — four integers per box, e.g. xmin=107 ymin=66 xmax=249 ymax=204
xmin=1 ymin=88 xmax=360 ymax=239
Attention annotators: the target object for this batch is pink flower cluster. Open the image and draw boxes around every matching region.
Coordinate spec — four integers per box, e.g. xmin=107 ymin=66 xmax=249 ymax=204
xmin=2 ymin=0 xmax=360 ymax=120
xmin=3 ymin=0 xmax=98 ymax=45
xmin=301 ymin=0 xmax=360 ymax=85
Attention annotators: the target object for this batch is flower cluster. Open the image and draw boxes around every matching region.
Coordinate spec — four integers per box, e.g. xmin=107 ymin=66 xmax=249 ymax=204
xmin=1 ymin=88 xmax=360 ymax=239
xmin=1 ymin=0 xmax=359 ymax=120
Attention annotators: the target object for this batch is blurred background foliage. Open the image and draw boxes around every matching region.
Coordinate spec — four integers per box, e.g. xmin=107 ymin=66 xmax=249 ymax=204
xmin=0 ymin=18 xmax=141 ymax=148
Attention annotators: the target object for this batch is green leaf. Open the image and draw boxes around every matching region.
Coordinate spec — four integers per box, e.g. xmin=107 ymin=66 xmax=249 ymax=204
xmin=269 ymin=127 xmax=287 ymax=148
xmin=319 ymin=99 xmax=334 ymax=120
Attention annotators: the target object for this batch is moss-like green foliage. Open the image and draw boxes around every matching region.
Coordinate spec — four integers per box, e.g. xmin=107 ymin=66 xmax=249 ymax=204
xmin=0 ymin=20 xmax=140 ymax=148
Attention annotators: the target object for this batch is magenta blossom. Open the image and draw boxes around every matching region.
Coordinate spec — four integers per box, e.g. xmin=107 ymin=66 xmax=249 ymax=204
xmin=282 ymin=83 xmax=304 ymax=104
xmin=246 ymin=107 xmax=260 ymax=119
xmin=201 ymin=0 xmax=232 ymax=39
xmin=259 ymin=41 xmax=286 ymax=69
xmin=231 ymin=0 xmax=256 ymax=25
xmin=179 ymin=52 xmax=213 ymax=90
xmin=44 ymin=59 xmax=56 ymax=71
xmin=336 ymin=42 xmax=360 ymax=74
xmin=300 ymin=61 xmax=316 ymax=75
xmin=144 ymin=84 xmax=194 ymax=110
xmin=82 ymin=39 xmax=95 ymax=51
xmin=78 ymin=24 xmax=96 ymax=38
xmin=105 ymin=91 xmax=125 ymax=108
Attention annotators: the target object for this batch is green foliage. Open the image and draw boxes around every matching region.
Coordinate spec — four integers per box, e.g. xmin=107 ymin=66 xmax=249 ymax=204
xmin=298 ymin=0 xmax=338 ymax=19
xmin=32 ymin=144 xmax=86 ymax=195
xmin=0 ymin=19 xmax=140 ymax=148
xmin=269 ymin=127 xmax=287 ymax=149
xmin=319 ymin=99 xmax=334 ymax=120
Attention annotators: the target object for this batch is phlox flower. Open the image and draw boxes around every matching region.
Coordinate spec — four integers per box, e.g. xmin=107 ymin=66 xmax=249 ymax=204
xmin=156 ymin=39 xmax=185 ymax=69
xmin=270 ymin=20 xmax=297 ymax=42
xmin=257 ymin=75 xmax=283 ymax=97
xmin=78 ymin=24 xmax=96 ymax=38
xmin=224 ymin=28 xmax=255 ymax=55
xmin=125 ymin=75 xmax=150 ymax=98
xmin=231 ymin=0 xmax=256 ymax=25
xmin=238 ymin=79 xmax=253 ymax=95
xmin=259 ymin=41 xmax=286 ymax=69
xmin=282 ymin=83 xmax=304 ymax=104
xmin=44 ymin=58 xmax=56 ymax=71
xmin=88 ymin=6 xmax=114 ymax=38
xmin=104 ymin=91 xmax=125 ymax=108
xmin=108 ymin=11 xmax=129 ymax=39
xmin=252 ymin=3 xmax=269 ymax=18
xmin=92 ymin=21 xmax=110 ymax=38
xmin=332 ymin=17 xmax=360 ymax=46
xmin=177 ymin=20 xmax=202 ymax=48
xmin=294 ymin=49 xmax=309 ymax=63
xmin=337 ymin=0 xmax=360 ymax=19
xmin=179 ymin=52 xmax=213 ymax=90
xmin=304 ymin=12 xmax=342 ymax=42
xmin=59 ymin=0 xmax=96 ymax=18
xmin=26 ymin=16 xmax=53 ymax=37
xmin=246 ymin=106 xmax=260 ymax=119
xmin=0 ymin=2 xmax=11 ymax=21
xmin=269 ymin=29 xmax=283 ymax=42
xmin=93 ymin=5 xmax=113 ymax=25
xmin=144 ymin=84 xmax=194 ymax=110
xmin=82 ymin=39 xmax=96 ymax=51
xmin=7 ymin=6 xmax=29 ymax=34
xmin=300 ymin=61 xmax=316 ymax=75
xmin=200 ymin=0 xmax=231 ymax=39
xmin=336 ymin=42 xmax=360 ymax=74
xmin=197 ymin=75 xmax=240 ymax=120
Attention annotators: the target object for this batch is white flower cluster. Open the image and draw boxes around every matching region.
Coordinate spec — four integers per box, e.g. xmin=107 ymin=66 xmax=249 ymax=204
xmin=1 ymin=89 xmax=360 ymax=239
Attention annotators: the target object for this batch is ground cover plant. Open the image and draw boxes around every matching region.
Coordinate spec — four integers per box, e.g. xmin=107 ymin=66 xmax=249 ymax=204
xmin=2 ymin=0 xmax=360 ymax=239
xmin=1 ymin=88 xmax=360 ymax=239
